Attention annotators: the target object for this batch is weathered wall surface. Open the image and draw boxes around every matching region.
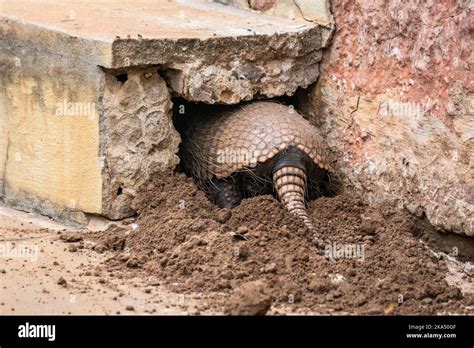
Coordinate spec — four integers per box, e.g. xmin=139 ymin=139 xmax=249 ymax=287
xmin=0 ymin=81 xmax=7 ymax=198
xmin=100 ymin=68 xmax=180 ymax=220
xmin=305 ymin=0 xmax=473 ymax=235
xmin=0 ymin=21 xmax=104 ymax=225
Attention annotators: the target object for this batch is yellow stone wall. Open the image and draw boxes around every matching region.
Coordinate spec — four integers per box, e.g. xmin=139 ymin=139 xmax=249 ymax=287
xmin=3 ymin=75 xmax=102 ymax=214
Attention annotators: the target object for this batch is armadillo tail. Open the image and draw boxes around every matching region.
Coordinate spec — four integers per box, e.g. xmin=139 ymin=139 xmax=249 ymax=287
xmin=272 ymin=166 xmax=315 ymax=231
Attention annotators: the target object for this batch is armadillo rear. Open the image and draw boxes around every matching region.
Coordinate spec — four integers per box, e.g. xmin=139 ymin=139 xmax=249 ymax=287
xmin=179 ymin=101 xmax=331 ymax=239
xmin=180 ymin=101 xmax=331 ymax=180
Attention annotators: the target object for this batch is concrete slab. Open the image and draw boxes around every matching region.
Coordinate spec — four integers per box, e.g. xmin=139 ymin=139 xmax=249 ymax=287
xmin=1 ymin=0 xmax=331 ymax=103
xmin=2 ymin=0 xmax=314 ymax=40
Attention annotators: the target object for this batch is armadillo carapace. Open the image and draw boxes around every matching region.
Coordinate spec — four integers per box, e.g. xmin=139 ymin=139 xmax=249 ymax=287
xmin=179 ymin=101 xmax=332 ymax=233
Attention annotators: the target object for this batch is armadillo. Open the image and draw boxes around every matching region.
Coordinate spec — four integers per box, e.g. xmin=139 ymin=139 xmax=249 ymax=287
xmin=179 ymin=101 xmax=332 ymax=241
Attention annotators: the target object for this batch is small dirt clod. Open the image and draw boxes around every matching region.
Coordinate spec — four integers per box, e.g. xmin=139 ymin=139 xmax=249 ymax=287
xmin=57 ymin=277 xmax=67 ymax=287
xmin=215 ymin=209 xmax=232 ymax=224
xmin=60 ymin=233 xmax=83 ymax=243
xmin=224 ymin=280 xmax=273 ymax=315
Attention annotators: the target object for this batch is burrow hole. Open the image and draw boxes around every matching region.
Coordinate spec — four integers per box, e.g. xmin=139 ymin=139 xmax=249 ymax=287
xmin=115 ymin=73 xmax=128 ymax=83
xmin=171 ymin=91 xmax=337 ymax=207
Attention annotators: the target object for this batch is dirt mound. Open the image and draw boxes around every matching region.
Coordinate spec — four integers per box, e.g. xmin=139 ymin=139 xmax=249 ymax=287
xmin=92 ymin=172 xmax=473 ymax=315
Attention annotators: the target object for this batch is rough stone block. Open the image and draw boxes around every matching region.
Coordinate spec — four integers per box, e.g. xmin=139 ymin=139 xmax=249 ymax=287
xmin=306 ymin=0 xmax=473 ymax=236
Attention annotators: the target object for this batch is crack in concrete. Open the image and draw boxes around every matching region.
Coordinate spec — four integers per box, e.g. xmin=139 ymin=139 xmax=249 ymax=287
xmin=350 ymin=95 xmax=360 ymax=117
xmin=293 ymin=1 xmax=307 ymax=22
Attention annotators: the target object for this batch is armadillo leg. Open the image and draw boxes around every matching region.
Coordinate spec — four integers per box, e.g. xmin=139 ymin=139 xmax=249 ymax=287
xmin=273 ymin=166 xmax=325 ymax=247
xmin=210 ymin=178 xmax=242 ymax=209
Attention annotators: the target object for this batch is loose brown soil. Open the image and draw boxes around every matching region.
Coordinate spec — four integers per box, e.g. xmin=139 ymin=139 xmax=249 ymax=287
xmin=88 ymin=172 xmax=474 ymax=315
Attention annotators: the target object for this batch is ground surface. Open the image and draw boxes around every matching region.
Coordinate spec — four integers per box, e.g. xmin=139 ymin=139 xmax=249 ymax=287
xmin=0 ymin=205 xmax=209 ymax=315
xmin=1 ymin=173 xmax=473 ymax=315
